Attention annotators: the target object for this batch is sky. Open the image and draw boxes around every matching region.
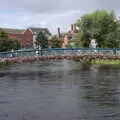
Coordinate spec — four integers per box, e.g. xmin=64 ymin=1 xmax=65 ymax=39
xmin=0 ymin=0 xmax=120 ymax=34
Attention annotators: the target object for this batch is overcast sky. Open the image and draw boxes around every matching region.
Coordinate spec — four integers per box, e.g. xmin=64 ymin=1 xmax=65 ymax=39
xmin=0 ymin=0 xmax=120 ymax=33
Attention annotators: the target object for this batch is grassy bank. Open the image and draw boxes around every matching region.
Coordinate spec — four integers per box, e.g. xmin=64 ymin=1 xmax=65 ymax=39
xmin=91 ymin=59 xmax=120 ymax=65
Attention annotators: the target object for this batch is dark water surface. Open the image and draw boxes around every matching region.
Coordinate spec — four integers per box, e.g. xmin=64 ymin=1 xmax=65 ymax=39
xmin=0 ymin=60 xmax=120 ymax=120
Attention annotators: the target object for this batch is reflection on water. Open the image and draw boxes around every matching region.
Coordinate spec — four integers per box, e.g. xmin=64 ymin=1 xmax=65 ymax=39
xmin=0 ymin=60 xmax=120 ymax=120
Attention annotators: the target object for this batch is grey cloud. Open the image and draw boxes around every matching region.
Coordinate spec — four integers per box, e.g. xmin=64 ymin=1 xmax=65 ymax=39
xmin=99 ymin=0 xmax=120 ymax=10
xmin=0 ymin=10 xmax=83 ymax=33
xmin=1 ymin=0 xmax=120 ymax=34
xmin=1 ymin=0 xmax=120 ymax=14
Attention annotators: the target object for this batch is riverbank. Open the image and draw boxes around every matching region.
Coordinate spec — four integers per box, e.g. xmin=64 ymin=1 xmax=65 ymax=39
xmin=91 ymin=59 xmax=120 ymax=65
xmin=0 ymin=55 xmax=120 ymax=66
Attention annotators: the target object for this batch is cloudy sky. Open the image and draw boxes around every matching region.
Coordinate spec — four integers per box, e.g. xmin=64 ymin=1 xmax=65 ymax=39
xmin=0 ymin=0 xmax=120 ymax=33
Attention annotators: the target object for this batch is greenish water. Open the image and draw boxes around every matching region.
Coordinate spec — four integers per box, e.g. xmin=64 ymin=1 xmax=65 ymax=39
xmin=0 ymin=60 xmax=120 ymax=120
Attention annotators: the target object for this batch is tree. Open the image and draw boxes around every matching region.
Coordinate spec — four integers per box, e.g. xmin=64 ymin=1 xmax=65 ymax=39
xmin=66 ymin=42 xmax=76 ymax=48
xmin=36 ymin=31 xmax=49 ymax=49
xmin=49 ymin=35 xmax=61 ymax=48
xmin=0 ymin=31 xmax=20 ymax=52
xmin=76 ymin=10 xmax=120 ymax=48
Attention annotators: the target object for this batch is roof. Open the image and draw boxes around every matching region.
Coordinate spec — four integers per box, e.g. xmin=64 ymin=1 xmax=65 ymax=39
xmin=8 ymin=33 xmax=24 ymax=40
xmin=0 ymin=28 xmax=25 ymax=34
xmin=29 ymin=27 xmax=51 ymax=35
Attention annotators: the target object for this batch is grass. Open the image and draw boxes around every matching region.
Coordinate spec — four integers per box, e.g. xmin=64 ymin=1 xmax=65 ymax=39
xmin=92 ymin=59 xmax=120 ymax=65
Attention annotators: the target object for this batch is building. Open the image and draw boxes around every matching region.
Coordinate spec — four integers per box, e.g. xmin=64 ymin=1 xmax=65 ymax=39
xmin=58 ymin=24 xmax=80 ymax=48
xmin=21 ymin=28 xmax=51 ymax=49
xmin=2 ymin=28 xmax=24 ymax=44
xmin=62 ymin=31 xmax=73 ymax=48
xmin=1 ymin=27 xmax=51 ymax=49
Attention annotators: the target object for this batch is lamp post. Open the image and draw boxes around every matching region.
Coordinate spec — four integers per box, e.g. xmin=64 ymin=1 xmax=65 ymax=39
xmin=114 ymin=19 xmax=118 ymax=55
xmin=38 ymin=45 xmax=42 ymax=56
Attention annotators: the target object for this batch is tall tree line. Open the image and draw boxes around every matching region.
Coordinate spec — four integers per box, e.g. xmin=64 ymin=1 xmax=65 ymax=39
xmin=75 ymin=10 xmax=120 ymax=48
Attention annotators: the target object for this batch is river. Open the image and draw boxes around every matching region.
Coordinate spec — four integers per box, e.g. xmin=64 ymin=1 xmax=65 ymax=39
xmin=0 ymin=60 xmax=120 ymax=120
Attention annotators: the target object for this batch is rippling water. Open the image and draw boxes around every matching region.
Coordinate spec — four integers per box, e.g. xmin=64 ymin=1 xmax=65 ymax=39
xmin=0 ymin=60 xmax=120 ymax=120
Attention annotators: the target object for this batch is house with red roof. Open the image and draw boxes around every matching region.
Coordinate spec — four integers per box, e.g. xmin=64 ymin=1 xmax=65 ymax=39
xmin=2 ymin=27 xmax=51 ymax=49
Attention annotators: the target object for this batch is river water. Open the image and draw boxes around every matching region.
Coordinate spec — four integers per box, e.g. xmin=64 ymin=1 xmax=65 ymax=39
xmin=0 ymin=60 xmax=120 ymax=120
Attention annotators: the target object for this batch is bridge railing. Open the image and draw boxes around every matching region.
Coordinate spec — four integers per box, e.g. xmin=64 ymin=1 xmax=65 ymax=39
xmin=42 ymin=48 xmax=120 ymax=56
xmin=0 ymin=48 xmax=120 ymax=58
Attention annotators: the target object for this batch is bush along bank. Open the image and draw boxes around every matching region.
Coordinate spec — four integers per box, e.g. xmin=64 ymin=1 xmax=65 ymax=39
xmin=91 ymin=55 xmax=120 ymax=65
xmin=91 ymin=59 xmax=120 ymax=65
xmin=73 ymin=55 xmax=120 ymax=65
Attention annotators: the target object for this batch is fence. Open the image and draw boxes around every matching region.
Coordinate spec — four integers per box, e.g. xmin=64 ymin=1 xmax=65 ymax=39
xmin=0 ymin=48 xmax=120 ymax=58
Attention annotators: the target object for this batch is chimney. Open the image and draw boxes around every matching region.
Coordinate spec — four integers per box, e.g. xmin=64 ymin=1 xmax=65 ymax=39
xmin=58 ymin=27 xmax=61 ymax=38
xmin=71 ymin=24 xmax=73 ymax=31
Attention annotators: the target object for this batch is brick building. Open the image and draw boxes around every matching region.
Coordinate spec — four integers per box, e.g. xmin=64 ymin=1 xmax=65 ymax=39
xmin=2 ymin=27 xmax=51 ymax=49
xmin=58 ymin=24 xmax=80 ymax=48
xmin=21 ymin=28 xmax=51 ymax=48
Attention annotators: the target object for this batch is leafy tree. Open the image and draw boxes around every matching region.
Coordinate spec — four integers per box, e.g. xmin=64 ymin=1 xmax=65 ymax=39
xmin=36 ymin=31 xmax=49 ymax=49
xmin=76 ymin=10 xmax=120 ymax=48
xmin=0 ymin=31 xmax=20 ymax=52
xmin=49 ymin=35 xmax=61 ymax=48
xmin=8 ymin=39 xmax=21 ymax=50
xmin=66 ymin=42 xmax=76 ymax=48
xmin=65 ymin=32 xmax=84 ymax=48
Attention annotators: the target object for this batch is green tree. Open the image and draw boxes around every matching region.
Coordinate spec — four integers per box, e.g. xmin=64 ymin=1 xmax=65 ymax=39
xmin=49 ymin=35 xmax=61 ymax=48
xmin=66 ymin=42 xmax=76 ymax=48
xmin=36 ymin=31 xmax=49 ymax=49
xmin=76 ymin=10 xmax=120 ymax=48
xmin=0 ymin=31 xmax=20 ymax=52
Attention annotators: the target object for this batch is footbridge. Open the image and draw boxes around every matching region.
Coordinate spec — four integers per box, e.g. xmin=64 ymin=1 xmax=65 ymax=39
xmin=0 ymin=48 xmax=120 ymax=58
